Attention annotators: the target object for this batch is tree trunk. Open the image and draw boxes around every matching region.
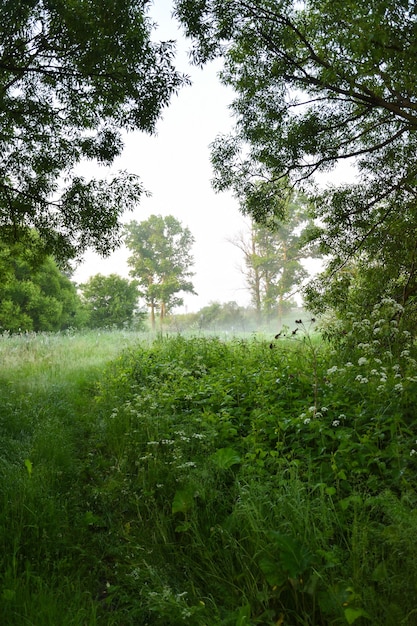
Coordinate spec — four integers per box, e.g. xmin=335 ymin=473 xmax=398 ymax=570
xmin=159 ymin=301 xmax=166 ymax=329
xmin=150 ymin=302 xmax=156 ymax=330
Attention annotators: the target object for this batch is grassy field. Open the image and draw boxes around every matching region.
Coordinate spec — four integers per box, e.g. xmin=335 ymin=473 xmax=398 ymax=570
xmin=1 ymin=327 xmax=417 ymax=625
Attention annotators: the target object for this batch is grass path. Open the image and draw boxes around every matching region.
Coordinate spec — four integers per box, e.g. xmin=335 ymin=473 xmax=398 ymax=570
xmin=0 ymin=331 xmax=146 ymax=625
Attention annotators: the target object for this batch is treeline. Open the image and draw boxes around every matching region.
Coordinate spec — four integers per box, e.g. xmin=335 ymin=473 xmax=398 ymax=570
xmin=0 ymin=243 xmax=301 ymax=334
xmin=166 ymin=300 xmax=304 ymax=333
xmin=0 ymin=225 xmax=307 ymax=333
xmin=0 ymin=239 xmax=141 ymax=333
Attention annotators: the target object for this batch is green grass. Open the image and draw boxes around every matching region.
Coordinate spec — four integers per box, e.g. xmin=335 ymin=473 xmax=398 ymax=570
xmin=1 ymin=328 xmax=417 ymax=624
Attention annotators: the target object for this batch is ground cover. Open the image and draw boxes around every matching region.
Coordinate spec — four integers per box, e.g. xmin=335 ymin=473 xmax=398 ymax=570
xmin=1 ymin=323 xmax=417 ymax=625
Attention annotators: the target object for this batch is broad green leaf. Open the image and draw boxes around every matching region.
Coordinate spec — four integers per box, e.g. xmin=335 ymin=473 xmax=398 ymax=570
xmin=235 ymin=603 xmax=251 ymax=625
xmin=259 ymin=556 xmax=287 ymax=587
xmin=344 ymin=607 xmax=371 ymax=624
xmin=210 ymin=447 xmax=241 ymax=469
xmin=172 ymin=488 xmax=194 ymax=515
xmin=266 ymin=532 xmax=314 ymax=578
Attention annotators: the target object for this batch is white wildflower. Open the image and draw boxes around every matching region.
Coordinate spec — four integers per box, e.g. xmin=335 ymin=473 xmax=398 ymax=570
xmin=355 ymin=375 xmax=368 ymax=383
xmin=177 ymin=461 xmax=197 ymax=469
xmin=303 ymin=418 xmax=311 ymax=425
xmin=332 ymin=420 xmax=340 ymax=427
xmin=358 ymin=357 xmax=367 ymax=366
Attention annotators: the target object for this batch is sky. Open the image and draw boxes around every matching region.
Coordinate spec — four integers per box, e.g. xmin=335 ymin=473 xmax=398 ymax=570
xmin=73 ymin=2 xmax=252 ymax=313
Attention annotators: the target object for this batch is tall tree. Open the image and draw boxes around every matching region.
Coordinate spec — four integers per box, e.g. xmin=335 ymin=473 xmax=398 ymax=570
xmin=0 ymin=239 xmax=83 ymax=332
xmin=79 ymin=274 xmax=143 ymax=330
xmin=124 ymin=215 xmax=196 ymax=329
xmin=175 ymin=0 xmax=417 ymax=331
xmin=230 ymin=193 xmax=316 ymax=323
xmin=0 ymin=1 xmax=186 ymax=263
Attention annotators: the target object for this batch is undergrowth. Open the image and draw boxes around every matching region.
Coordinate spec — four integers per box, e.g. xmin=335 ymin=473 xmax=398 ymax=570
xmin=1 ymin=320 xmax=417 ymax=624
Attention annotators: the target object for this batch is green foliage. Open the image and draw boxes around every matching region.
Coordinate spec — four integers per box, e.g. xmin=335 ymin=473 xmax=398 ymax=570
xmin=0 ymin=240 xmax=84 ymax=332
xmin=2 ymin=327 xmax=417 ymax=624
xmin=90 ymin=330 xmax=417 ymax=623
xmin=194 ymin=300 xmax=248 ymax=331
xmin=0 ymin=1 xmax=186 ymax=260
xmin=175 ymin=0 xmax=417 ymax=338
xmin=124 ymin=215 xmax=196 ymax=328
xmin=79 ymin=273 xmax=145 ymax=329
xmin=230 ymin=193 xmax=317 ymax=321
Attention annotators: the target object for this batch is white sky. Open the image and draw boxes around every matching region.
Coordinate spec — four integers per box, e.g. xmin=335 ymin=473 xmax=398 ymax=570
xmin=73 ymin=2 xmax=252 ymax=312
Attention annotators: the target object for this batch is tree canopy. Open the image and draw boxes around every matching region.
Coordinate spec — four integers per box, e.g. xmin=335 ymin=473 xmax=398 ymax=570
xmin=79 ymin=273 xmax=143 ymax=329
xmin=0 ymin=239 xmax=83 ymax=332
xmin=124 ymin=215 xmax=196 ymax=328
xmin=230 ymin=193 xmax=316 ymax=322
xmin=175 ymin=0 xmax=417 ymax=331
xmin=1 ymin=1 xmax=186 ymax=262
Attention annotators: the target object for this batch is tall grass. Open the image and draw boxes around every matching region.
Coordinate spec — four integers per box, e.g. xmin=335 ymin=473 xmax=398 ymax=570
xmin=0 ymin=329 xmax=146 ymax=625
xmin=1 ymin=328 xmax=416 ymax=624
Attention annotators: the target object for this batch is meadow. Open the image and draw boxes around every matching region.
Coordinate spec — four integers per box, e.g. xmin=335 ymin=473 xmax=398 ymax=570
xmin=1 ymin=321 xmax=417 ymax=625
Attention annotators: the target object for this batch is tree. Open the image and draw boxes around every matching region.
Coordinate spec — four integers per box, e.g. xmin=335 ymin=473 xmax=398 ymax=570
xmin=0 ymin=240 xmax=83 ymax=332
xmin=79 ymin=273 xmax=143 ymax=329
xmin=174 ymin=1 xmax=417 ymax=332
xmin=124 ymin=215 xmax=196 ymax=329
xmin=0 ymin=1 xmax=186 ymax=263
xmin=196 ymin=301 xmax=246 ymax=331
xmin=230 ymin=193 xmax=316 ymax=323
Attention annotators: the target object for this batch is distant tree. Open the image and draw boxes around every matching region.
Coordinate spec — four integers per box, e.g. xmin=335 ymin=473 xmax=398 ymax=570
xmin=79 ymin=274 xmax=143 ymax=329
xmin=0 ymin=1 xmax=186 ymax=263
xmin=0 ymin=241 xmax=83 ymax=332
xmin=229 ymin=194 xmax=317 ymax=323
xmin=197 ymin=302 xmax=222 ymax=330
xmin=124 ymin=215 xmax=196 ymax=329
xmin=197 ymin=301 xmax=246 ymax=331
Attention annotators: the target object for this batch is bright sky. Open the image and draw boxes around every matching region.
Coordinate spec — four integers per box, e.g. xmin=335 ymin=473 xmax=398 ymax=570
xmin=73 ymin=2 xmax=251 ymax=313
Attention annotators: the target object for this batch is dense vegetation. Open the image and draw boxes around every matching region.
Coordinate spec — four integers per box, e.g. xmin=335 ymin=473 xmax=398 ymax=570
xmin=1 ymin=320 xmax=416 ymax=625
xmin=0 ymin=1 xmax=184 ymax=261
xmin=2 ymin=8 xmax=417 ymax=623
